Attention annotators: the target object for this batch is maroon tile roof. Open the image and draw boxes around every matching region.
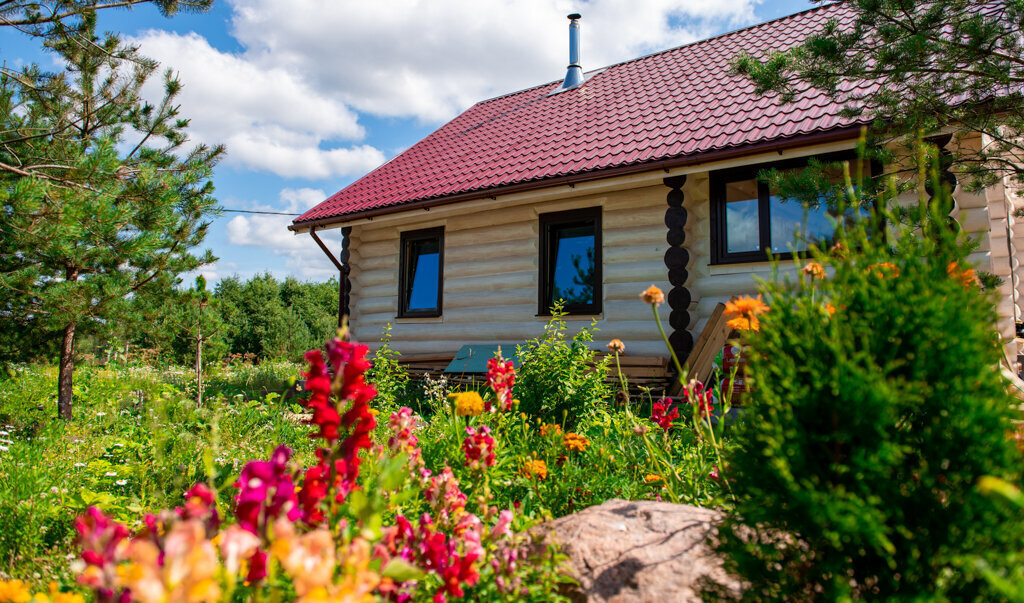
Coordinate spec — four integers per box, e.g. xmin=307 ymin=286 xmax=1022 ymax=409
xmin=294 ymin=3 xmax=866 ymax=226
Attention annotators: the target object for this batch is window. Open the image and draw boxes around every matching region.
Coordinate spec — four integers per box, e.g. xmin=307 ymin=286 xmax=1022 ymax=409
xmin=399 ymin=227 xmax=443 ymax=317
xmin=539 ymin=207 xmax=602 ymax=315
xmin=710 ymin=152 xmax=872 ymax=264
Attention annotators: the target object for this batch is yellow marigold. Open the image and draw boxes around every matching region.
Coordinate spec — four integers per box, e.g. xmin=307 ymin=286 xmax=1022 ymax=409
xmin=539 ymin=423 xmax=562 ymax=437
xmin=639 ymin=284 xmax=665 ymax=306
xmin=520 ymin=459 xmax=548 ymax=480
xmin=563 ymin=433 xmax=590 ymax=452
xmin=947 ymin=261 xmax=977 ymax=289
xmin=0 ymin=580 xmax=31 ymax=603
xmin=606 ymin=338 xmax=625 ymax=354
xmin=724 ymin=295 xmax=770 ymax=333
xmin=450 ymin=391 xmax=484 ymax=417
xmin=868 ymin=262 xmax=899 ymax=278
xmin=644 ymin=474 xmax=664 ymax=484
xmin=802 ymin=261 xmax=826 ymax=281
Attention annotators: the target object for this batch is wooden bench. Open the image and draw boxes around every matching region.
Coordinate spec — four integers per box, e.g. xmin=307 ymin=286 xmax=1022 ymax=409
xmin=395 ymin=349 xmax=675 ymax=396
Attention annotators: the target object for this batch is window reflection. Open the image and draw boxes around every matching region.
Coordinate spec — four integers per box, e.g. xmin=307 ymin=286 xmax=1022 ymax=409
xmin=725 ymin=179 xmax=760 ymax=253
xmin=405 ymin=238 xmax=439 ymax=312
xmin=551 ymin=224 xmax=595 ymax=306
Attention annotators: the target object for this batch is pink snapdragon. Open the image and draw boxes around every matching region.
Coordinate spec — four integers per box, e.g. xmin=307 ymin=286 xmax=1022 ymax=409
xmin=486 ymin=356 xmax=516 ymax=412
xmin=389 ymin=407 xmax=421 ymax=467
xmin=462 ymin=426 xmax=496 ymax=471
xmin=682 ymin=379 xmax=714 ymax=419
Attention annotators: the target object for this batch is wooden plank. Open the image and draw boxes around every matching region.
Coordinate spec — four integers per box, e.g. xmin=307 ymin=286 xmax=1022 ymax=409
xmin=670 ymin=302 xmax=730 ymax=395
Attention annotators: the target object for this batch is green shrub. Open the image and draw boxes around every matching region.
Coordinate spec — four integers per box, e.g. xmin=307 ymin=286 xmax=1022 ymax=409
xmin=514 ymin=304 xmax=611 ymax=426
xmin=365 ymin=323 xmax=412 ymax=419
xmin=712 ymin=175 xmax=1024 ymax=599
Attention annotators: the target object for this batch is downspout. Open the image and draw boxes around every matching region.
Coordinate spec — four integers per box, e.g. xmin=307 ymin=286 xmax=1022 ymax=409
xmin=309 ymin=226 xmax=351 ymax=329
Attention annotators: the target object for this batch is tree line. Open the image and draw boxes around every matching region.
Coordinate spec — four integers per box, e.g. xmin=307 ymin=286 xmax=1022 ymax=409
xmin=0 ymin=273 xmax=340 ymax=368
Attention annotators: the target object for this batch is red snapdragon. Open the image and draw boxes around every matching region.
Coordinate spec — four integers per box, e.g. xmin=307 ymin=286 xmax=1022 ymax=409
xmin=75 ymin=507 xmax=129 ymax=601
xmin=650 ymin=398 xmax=679 ymax=432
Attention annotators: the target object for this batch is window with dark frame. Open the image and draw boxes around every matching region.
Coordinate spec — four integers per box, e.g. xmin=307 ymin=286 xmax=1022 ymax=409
xmin=398 ymin=227 xmax=444 ymax=318
xmin=539 ymin=207 xmax=602 ymax=315
xmin=710 ymin=152 xmax=874 ymax=265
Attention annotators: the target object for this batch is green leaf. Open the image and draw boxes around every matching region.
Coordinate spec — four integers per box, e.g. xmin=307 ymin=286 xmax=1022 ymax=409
xmin=381 ymin=558 xmax=426 ymax=582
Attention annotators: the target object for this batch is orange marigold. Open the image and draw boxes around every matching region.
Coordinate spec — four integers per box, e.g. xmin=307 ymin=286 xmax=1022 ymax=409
xmin=606 ymin=338 xmax=626 ymax=354
xmin=639 ymin=285 xmax=665 ymax=306
xmin=644 ymin=474 xmax=664 ymax=484
xmin=868 ymin=262 xmax=900 ymax=278
xmin=563 ymin=433 xmax=590 ymax=452
xmin=724 ymin=295 xmax=770 ymax=332
xmin=802 ymin=261 xmax=826 ymax=281
xmin=520 ymin=459 xmax=548 ymax=480
xmin=539 ymin=423 xmax=562 ymax=437
xmin=947 ymin=261 xmax=977 ymax=289
xmin=824 ymin=303 xmax=837 ymax=317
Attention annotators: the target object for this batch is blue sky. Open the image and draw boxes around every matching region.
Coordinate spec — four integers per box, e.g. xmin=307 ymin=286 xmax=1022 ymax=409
xmin=1 ymin=0 xmax=814 ymax=284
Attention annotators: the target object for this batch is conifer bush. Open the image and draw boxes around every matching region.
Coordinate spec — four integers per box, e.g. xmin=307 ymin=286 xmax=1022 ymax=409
xmin=713 ymin=168 xmax=1024 ymax=599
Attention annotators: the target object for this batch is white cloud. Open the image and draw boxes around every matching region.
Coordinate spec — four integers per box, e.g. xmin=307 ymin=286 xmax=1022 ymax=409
xmin=130 ymin=31 xmax=385 ymax=178
xmin=226 ymin=0 xmax=760 ymax=122
xmin=226 ymin=188 xmax=342 ymax=279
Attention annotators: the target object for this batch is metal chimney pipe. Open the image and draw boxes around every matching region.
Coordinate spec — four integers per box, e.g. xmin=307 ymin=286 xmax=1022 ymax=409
xmin=561 ymin=13 xmax=584 ymax=89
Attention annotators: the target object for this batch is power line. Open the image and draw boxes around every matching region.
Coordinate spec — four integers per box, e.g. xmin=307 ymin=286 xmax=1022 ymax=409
xmin=217 ymin=208 xmax=300 ymax=216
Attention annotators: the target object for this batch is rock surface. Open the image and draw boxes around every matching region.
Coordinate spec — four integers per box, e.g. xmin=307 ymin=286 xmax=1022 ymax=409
xmin=533 ymin=498 xmax=741 ymax=602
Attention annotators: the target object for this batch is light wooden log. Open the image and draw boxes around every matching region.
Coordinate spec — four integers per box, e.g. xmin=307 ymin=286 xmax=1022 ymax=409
xmin=446 ymin=256 xmax=536 ymax=279
xmin=356 ymin=269 xmax=395 ymax=288
xmin=446 ymin=222 xmax=536 ymax=246
xmin=603 ymin=243 xmax=663 ymax=263
xmin=602 ymin=208 xmax=665 ymax=228
xmin=445 ymin=288 xmax=536 ymax=309
xmin=603 ymin=260 xmax=668 ymax=284
xmin=604 ymin=225 xmax=668 ymax=247
xmin=691 ymin=272 xmax=764 ymax=297
xmin=358 ymin=254 xmax=397 ymax=272
xmin=446 ymin=206 xmax=535 ymax=231
xmin=443 ymin=304 xmax=537 ymax=323
xmin=386 ymin=320 xmax=659 ymax=342
xmin=604 ymin=281 xmax=671 ymax=301
xmin=353 ymin=296 xmax=396 ymax=316
xmin=357 ymin=239 xmax=400 ymax=260
xmin=446 ymin=239 xmax=536 ymax=262
xmin=446 ymin=270 xmax=534 ymax=293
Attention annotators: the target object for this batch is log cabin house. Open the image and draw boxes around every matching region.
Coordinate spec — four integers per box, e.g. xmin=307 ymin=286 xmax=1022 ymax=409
xmin=289 ymin=5 xmax=1023 ymax=382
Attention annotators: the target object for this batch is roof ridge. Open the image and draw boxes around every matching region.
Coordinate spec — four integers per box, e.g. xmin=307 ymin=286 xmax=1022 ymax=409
xmin=471 ymin=2 xmax=838 ymax=107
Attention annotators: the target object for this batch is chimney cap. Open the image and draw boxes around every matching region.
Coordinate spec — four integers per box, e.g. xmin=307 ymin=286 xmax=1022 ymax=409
xmin=567 ymin=13 xmax=581 ymax=20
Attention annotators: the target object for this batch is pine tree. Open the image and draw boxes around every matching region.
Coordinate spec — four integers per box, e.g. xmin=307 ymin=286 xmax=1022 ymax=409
xmin=0 ymin=7 xmax=222 ymax=418
xmin=733 ymin=0 xmax=1024 ymax=189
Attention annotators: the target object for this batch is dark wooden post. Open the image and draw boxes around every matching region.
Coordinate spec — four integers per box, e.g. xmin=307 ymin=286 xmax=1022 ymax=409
xmin=340 ymin=226 xmax=352 ymax=328
xmin=663 ymin=175 xmax=694 ymax=362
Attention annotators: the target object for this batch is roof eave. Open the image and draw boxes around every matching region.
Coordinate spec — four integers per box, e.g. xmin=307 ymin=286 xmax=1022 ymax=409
xmin=288 ymin=124 xmax=866 ymax=232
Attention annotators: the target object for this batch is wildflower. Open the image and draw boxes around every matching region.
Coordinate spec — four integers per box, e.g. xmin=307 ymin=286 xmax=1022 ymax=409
xmin=802 ymin=261 xmax=825 ymax=281
xmin=0 ymin=579 xmax=31 ymax=602
xmin=104 ymin=472 xmax=117 ymax=477
xmin=868 ymin=262 xmax=899 ymax=278
xmin=75 ymin=507 xmax=129 ymax=597
xmin=388 ymin=407 xmax=421 ymax=467
xmin=0 ymin=446 xmax=7 ymax=452
xmin=947 ymin=261 xmax=977 ymax=288
xmin=644 ymin=474 xmax=664 ymax=484
xmin=462 ymin=426 xmax=496 ymax=470
xmin=709 ymin=465 xmax=720 ymax=480
xmin=724 ymin=295 xmax=770 ymax=332
xmin=682 ymin=380 xmax=713 ymax=418
xmin=562 ymin=433 xmax=590 ymax=452
xmin=520 ymin=459 xmax=548 ymax=480
xmin=650 ymin=398 xmax=680 ymax=432
xmin=606 ymin=339 xmax=625 ymax=354
xmin=824 ymin=303 xmax=837 ymax=317
xmin=486 ymin=355 xmax=516 ymax=412
xmin=539 ymin=423 xmax=562 ymax=437
xmin=115 ymin=480 xmax=127 ymax=486
xmin=74 ymin=462 xmax=86 ymax=468
xmin=640 ymin=284 xmax=665 ymax=306
xmin=95 ymin=412 xmax=106 ymax=417
xmin=632 ymin=424 xmax=649 ymax=436
xmin=451 ymin=391 xmax=485 ymax=417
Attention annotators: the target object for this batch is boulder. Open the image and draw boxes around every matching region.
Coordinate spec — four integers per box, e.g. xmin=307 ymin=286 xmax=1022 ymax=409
xmin=533 ymin=498 xmax=741 ymax=602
